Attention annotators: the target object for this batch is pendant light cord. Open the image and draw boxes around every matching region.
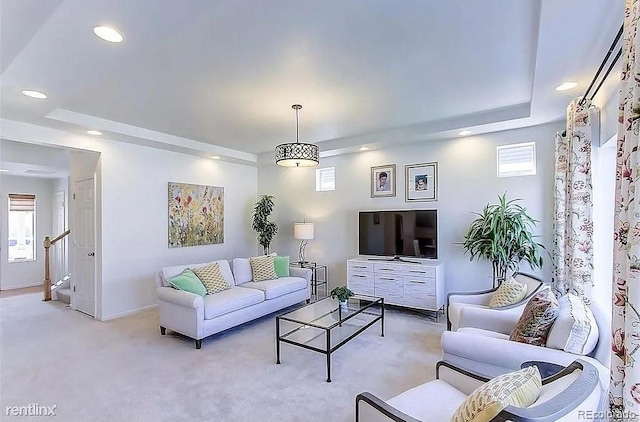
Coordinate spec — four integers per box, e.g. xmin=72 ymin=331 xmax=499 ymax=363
xmin=295 ymin=107 xmax=299 ymax=144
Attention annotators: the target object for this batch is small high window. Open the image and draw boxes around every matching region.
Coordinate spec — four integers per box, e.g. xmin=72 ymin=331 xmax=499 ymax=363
xmin=497 ymin=142 xmax=536 ymax=177
xmin=316 ymin=167 xmax=335 ymax=191
xmin=8 ymin=194 xmax=36 ymax=262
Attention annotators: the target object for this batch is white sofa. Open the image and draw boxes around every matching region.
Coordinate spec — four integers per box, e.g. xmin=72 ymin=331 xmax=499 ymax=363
xmin=156 ymin=258 xmax=312 ymax=349
xmin=441 ymin=300 xmax=611 ymax=410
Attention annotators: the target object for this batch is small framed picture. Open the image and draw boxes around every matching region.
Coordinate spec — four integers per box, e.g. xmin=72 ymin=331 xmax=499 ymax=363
xmin=405 ymin=162 xmax=438 ymax=202
xmin=371 ymin=164 xmax=396 ymax=198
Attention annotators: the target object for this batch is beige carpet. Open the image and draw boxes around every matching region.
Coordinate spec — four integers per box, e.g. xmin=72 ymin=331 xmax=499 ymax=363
xmin=0 ymin=293 xmax=445 ymax=422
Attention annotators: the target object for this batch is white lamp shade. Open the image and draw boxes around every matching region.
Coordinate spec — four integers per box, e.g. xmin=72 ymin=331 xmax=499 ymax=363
xmin=294 ymin=222 xmax=314 ymax=240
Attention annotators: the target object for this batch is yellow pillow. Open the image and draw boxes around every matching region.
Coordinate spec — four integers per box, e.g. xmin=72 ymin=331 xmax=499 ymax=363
xmin=451 ymin=366 xmax=541 ymax=422
xmin=194 ymin=263 xmax=231 ymax=295
xmin=489 ymin=278 xmax=527 ymax=308
xmin=249 ymin=256 xmax=278 ymax=282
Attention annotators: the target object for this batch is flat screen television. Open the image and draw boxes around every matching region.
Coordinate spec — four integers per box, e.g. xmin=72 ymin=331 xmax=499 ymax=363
xmin=358 ymin=210 xmax=438 ymax=259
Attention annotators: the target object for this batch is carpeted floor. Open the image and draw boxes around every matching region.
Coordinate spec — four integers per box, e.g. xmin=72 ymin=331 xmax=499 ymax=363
xmin=0 ymin=293 xmax=445 ymax=422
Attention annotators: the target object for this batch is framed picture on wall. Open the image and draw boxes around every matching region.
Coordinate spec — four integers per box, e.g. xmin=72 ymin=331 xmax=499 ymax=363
xmin=405 ymin=162 xmax=438 ymax=202
xmin=371 ymin=164 xmax=396 ymax=198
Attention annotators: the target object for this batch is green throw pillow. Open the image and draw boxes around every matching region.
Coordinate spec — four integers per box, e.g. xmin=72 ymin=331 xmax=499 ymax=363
xmin=273 ymin=256 xmax=290 ymax=277
xmin=168 ymin=269 xmax=207 ymax=297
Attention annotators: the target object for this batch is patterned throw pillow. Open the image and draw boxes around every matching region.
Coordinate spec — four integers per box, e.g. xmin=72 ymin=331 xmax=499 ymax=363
xmin=250 ymin=256 xmax=278 ymax=282
xmin=546 ymin=293 xmax=599 ymax=355
xmin=509 ymin=286 xmax=560 ymax=346
xmin=489 ymin=277 xmax=528 ymax=308
xmin=194 ymin=263 xmax=231 ymax=295
xmin=451 ymin=366 xmax=542 ymax=422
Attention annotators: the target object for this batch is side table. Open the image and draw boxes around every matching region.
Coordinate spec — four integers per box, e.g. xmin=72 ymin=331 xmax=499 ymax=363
xmin=290 ymin=261 xmax=328 ymax=299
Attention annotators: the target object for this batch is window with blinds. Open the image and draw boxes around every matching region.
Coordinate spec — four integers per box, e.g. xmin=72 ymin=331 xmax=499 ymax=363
xmin=315 ymin=167 xmax=336 ymax=191
xmin=496 ymin=142 xmax=536 ymax=178
xmin=8 ymin=194 xmax=36 ymax=262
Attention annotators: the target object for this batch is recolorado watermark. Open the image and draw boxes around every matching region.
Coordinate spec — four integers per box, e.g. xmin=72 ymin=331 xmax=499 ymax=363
xmin=578 ymin=410 xmax=639 ymax=420
xmin=5 ymin=403 xmax=56 ymax=417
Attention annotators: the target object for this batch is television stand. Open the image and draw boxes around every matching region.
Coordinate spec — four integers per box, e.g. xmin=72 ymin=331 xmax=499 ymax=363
xmin=367 ymin=256 xmax=422 ymax=264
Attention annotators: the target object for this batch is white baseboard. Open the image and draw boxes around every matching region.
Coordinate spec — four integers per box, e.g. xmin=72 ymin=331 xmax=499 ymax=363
xmin=0 ymin=282 xmax=42 ymax=290
xmin=98 ymin=304 xmax=157 ymax=321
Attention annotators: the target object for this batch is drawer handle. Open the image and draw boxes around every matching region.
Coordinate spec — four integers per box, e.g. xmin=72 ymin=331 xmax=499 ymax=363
xmin=380 ymin=277 xmax=395 ymax=281
xmin=410 ymin=280 xmax=426 ymax=283
xmin=379 ymin=268 xmax=394 ymax=271
xmin=353 ymin=275 xmax=366 ymax=278
xmin=409 ymin=270 xmax=427 ymax=274
xmin=353 ymin=265 xmax=366 ymax=269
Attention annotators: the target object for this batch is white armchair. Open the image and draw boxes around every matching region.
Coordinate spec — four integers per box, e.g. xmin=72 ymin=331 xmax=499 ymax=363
xmin=355 ymin=359 xmax=600 ymax=422
xmin=446 ymin=272 xmax=545 ymax=331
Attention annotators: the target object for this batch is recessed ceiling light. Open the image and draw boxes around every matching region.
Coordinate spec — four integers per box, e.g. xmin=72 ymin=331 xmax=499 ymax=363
xmin=211 ymin=156 xmax=221 ymax=160
xmin=358 ymin=146 xmax=369 ymax=151
xmin=93 ymin=26 xmax=124 ymax=43
xmin=555 ymin=82 xmax=578 ymax=91
xmin=87 ymin=130 xmax=102 ymax=136
xmin=22 ymin=90 xmax=47 ymax=99
xmin=458 ymin=130 xmax=472 ymax=136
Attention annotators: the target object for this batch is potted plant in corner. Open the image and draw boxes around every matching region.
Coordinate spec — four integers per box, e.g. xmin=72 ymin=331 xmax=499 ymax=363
xmin=252 ymin=195 xmax=278 ymax=254
xmin=461 ymin=193 xmax=545 ymax=287
xmin=330 ymin=286 xmax=354 ymax=309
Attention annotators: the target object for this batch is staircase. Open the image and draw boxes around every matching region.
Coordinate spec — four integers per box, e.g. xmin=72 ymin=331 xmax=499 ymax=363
xmin=51 ymin=275 xmax=71 ymax=304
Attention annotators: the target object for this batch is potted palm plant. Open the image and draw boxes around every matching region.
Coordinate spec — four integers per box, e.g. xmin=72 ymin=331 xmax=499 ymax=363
xmin=461 ymin=193 xmax=545 ymax=287
xmin=251 ymin=195 xmax=278 ymax=254
xmin=330 ymin=286 xmax=354 ymax=309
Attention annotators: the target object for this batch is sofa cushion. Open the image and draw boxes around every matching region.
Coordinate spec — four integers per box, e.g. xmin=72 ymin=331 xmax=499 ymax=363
xmin=167 ymin=269 xmax=207 ymax=297
xmin=458 ymin=327 xmax=510 ymax=341
xmin=162 ymin=259 xmax=235 ymax=287
xmin=274 ymin=256 xmax=290 ymax=277
xmin=547 ymin=294 xmax=599 ymax=355
xmin=239 ymin=276 xmax=306 ymax=300
xmin=250 ymin=256 xmax=278 ymax=282
xmin=449 ymin=303 xmax=487 ymax=332
xmin=387 ymin=379 xmax=467 ymax=421
xmin=489 ymin=278 xmax=527 ymax=308
xmin=451 ymin=366 xmax=542 ymax=422
xmin=203 ymin=287 xmax=265 ymax=320
xmin=194 ymin=262 xmax=231 ymax=295
xmin=509 ymin=287 xmax=559 ymax=346
xmin=232 ymin=253 xmax=277 ymax=284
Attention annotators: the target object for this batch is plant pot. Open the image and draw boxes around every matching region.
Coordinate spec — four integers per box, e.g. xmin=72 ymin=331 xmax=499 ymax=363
xmin=339 ymin=300 xmax=348 ymax=309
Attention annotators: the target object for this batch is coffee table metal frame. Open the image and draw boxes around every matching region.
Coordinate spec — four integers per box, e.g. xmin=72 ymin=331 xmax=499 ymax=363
xmin=276 ymin=295 xmax=384 ymax=382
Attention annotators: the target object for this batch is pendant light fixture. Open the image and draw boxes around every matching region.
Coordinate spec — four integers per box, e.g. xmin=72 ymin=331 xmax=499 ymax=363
xmin=275 ymin=104 xmax=319 ymax=167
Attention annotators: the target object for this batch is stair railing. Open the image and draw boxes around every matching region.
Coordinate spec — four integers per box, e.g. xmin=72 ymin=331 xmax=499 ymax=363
xmin=43 ymin=230 xmax=70 ymax=301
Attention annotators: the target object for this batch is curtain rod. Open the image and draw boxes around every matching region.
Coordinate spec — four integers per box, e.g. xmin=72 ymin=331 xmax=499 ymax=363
xmin=579 ymin=24 xmax=623 ymax=105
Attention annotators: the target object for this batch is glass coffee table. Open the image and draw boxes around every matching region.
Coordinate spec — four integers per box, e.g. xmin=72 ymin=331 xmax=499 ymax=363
xmin=276 ymin=295 xmax=384 ymax=382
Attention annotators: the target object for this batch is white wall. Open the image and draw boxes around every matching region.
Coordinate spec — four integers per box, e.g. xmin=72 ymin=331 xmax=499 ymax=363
xmin=258 ymin=121 xmax=562 ymax=294
xmin=0 ymin=122 xmax=258 ymax=320
xmin=0 ymin=175 xmax=54 ymax=289
xmin=97 ymin=141 xmax=258 ymax=319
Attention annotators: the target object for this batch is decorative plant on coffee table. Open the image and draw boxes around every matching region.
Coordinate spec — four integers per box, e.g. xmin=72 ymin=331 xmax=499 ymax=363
xmin=330 ymin=286 xmax=354 ymax=308
xmin=251 ymin=195 xmax=278 ymax=254
xmin=461 ymin=193 xmax=545 ymax=288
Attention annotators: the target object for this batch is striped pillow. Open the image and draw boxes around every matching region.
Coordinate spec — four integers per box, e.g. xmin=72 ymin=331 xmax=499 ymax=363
xmin=194 ymin=263 xmax=231 ymax=295
xmin=546 ymin=293 xmax=599 ymax=355
xmin=451 ymin=366 xmax=542 ymax=422
xmin=250 ymin=256 xmax=278 ymax=282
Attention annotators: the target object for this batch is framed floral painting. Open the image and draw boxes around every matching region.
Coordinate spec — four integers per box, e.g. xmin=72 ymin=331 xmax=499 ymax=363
xmin=371 ymin=164 xmax=396 ymax=198
xmin=405 ymin=162 xmax=438 ymax=202
xmin=168 ymin=182 xmax=224 ymax=247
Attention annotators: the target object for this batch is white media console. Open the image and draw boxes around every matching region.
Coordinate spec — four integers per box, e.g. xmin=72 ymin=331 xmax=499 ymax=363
xmin=347 ymin=257 xmax=445 ymax=312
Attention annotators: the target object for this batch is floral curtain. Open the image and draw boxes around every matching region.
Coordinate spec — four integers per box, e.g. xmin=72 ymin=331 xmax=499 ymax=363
xmin=610 ymin=1 xmax=640 ymax=419
xmin=551 ymin=99 xmax=595 ymax=301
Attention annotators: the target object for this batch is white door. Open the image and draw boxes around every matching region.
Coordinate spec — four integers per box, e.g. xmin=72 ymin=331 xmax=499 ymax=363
xmin=73 ymin=179 xmax=95 ymax=317
xmin=52 ymin=191 xmax=67 ymax=284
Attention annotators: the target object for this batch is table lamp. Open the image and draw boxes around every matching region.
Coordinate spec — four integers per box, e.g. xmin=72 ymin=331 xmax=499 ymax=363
xmin=294 ymin=222 xmax=314 ymax=264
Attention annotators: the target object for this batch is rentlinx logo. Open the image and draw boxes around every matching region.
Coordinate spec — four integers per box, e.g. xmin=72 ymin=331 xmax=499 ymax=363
xmin=5 ymin=403 xmax=57 ymax=417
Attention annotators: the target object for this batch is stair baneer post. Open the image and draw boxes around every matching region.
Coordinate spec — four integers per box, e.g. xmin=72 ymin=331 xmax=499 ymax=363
xmin=43 ymin=230 xmax=70 ymax=302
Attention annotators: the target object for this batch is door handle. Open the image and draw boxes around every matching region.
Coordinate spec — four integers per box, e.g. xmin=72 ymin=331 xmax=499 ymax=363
xmin=88 ymin=252 xmax=95 ymax=257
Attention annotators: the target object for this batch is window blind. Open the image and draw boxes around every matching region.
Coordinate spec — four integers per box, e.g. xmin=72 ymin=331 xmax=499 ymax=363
xmin=315 ymin=167 xmax=336 ymax=191
xmin=496 ymin=142 xmax=536 ymax=178
xmin=9 ymin=194 xmax=36 ymax=212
